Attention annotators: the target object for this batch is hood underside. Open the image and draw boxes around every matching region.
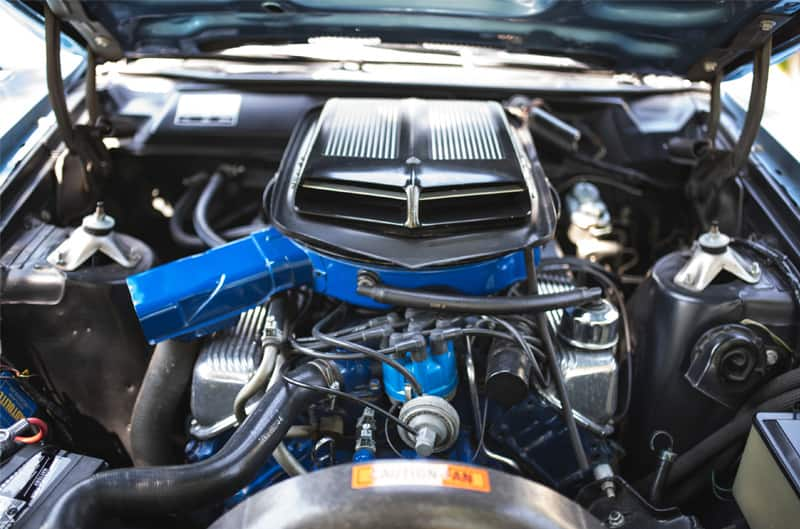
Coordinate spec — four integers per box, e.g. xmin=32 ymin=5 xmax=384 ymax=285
xmin=48 ymin=0 xmax=800 ymax=80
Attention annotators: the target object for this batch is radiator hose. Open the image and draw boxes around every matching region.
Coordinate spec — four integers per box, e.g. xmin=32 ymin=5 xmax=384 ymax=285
xmin=130 ymin=339 xmax=200 ymax=466
xmin=42 ymin=360 xmax=339 ymax=529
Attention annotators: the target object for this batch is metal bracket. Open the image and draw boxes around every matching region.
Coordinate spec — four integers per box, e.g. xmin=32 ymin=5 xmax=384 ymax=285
xmin=674 ymin=223 xmax=761 ymax=291
xmin=45 ymin=1 xmax=124 ymax=60
xmin=687 ymin=14 xmax=788 ymax=81
xmin=46 ymin=203 xmax=138 ymax=271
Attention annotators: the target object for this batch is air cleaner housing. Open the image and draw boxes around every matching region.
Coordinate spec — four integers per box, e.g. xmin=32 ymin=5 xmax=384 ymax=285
xmin=271 ymin=98 xmax=556 ymax=269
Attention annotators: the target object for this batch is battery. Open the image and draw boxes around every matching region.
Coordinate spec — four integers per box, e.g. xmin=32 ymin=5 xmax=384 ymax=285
xmin=0 ymin=378 xmax=36 ymax=429
xmin=0 ymin=445 xmax=105 ymax=528
xmin=733 ymin=412 xmax=800 ymax=529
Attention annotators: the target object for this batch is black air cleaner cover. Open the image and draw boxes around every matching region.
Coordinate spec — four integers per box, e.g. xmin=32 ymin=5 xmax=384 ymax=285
xmin=270 ymin=98 xmax=556 ymax=268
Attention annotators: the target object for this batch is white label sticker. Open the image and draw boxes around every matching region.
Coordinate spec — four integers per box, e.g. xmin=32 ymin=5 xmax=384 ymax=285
xmin=174 ymin=93 xmax=242 ymax=127
xmin=351 ymin=462 xmax=490 ymax=493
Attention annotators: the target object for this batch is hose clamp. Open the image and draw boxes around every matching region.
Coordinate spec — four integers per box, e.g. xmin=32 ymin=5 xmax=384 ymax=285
xmin=307 ymin=359 xmax=343 ymax=388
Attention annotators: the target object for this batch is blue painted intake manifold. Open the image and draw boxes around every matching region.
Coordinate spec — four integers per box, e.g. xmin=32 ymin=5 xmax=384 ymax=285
xmin=126 ymin=227 xmax=533 ymax=344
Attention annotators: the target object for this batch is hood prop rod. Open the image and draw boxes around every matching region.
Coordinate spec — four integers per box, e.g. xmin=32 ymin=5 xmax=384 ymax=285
xmin=44 ymin=5 xmax=111 ymax=207
xmin=689 ymin=36 xmax=772 ymax=231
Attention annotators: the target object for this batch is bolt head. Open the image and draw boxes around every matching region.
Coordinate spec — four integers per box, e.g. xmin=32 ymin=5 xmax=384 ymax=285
xmin=703 ymin=61 xmax=717 ymax=73
xmin=414 ymin=427 xmax=437 ymax=457
xmin=766 ymin=349 xmax=779 ymax=366
xmin=93 ymin=35 xmax=111 ymax=48
xmin=760 ymin=19 xmax=776 ymax=32
xmin=599 ymin=477 xmax=617 ymax=499
xmin=607 ymin=510 xmax=625 ymax=529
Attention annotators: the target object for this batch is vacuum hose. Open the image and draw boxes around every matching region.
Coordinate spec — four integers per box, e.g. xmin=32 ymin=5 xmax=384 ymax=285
xmin=170 ymin=174 xmax=263 ymax=250
xmin=193 ymin=171 xmax=228 ymax=248
xmin=356 ymin=273 xmax=602 ymax=314
xmin=43 ymin=361 xmax=338 ymax=529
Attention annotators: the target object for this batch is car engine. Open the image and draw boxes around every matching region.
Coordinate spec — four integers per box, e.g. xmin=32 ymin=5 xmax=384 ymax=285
xmin=2 ymin=87 xmax=798 ymax=529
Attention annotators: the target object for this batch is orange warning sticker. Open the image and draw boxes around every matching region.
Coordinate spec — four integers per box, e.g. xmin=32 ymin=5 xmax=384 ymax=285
xmin=351 ymin=462 xmax=491 ymax=493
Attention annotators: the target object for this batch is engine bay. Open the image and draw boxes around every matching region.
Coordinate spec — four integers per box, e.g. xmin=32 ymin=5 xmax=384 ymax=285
xmin=1 ymin=68 xmax=799 ymax=529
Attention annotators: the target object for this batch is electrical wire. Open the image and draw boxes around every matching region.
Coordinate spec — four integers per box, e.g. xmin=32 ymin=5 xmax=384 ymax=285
xmin=289 ymin=305 xmax=369 ymax=360
xmin=733 ymin=237 xmax=800 ymax=362
xmin=471 ymin=399 xmax=488 ymax=463
xmin=295 ymin=315 xmax=406 ymax=346
xmin=477 ymin=399 xmax=520 ymax=472
xmin=289 ymin=305 xmax=367 ymax=359
xmin=465 ymin=337 xmax=487 ymax=463
xmin=458 ymin=308 xmax=516 ymax=468
xmin=548 ymin=179 xmax=563 ymax=220
xmin=460 ymin=328 xmax=545 ymax=358
xmin=478 ymin=316 xmax=548 ymax=388
xmin=311 ymin=307 xmax=424 ymax=396
xmin=281 ymin=367 xmax=416 ymax=435
xmin=384 ymin=403 xmax=405 ymax=458
xmin=289 ymin=340 xmax=364 ymax=360
xmin=16 ymin=417 xmax=48 ymax=444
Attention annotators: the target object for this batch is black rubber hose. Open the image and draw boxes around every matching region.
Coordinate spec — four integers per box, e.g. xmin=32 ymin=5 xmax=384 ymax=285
xmin=171 ymin=182 xmax=260 ymax=249
xmin=666 ymin=387 xmax=800 ymax=488
xmin=42 ymin=361 xmax=336 ymax=529
xmin=193 ymin=171 xmax=227 ymax=248
xmin=745 ymin=367 xmax=800 ymax=410
xmin=170 ymin=185 xmax=205 ymax=248
xmin=356 ymin=276 xmax=602 ymax=315
xmin=130 ymin=339 xmax=200 ymax=467
xmin=664 ymin=441 xmax=743 ymax=507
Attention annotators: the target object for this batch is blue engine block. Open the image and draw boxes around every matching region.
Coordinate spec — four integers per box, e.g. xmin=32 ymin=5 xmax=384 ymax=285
xmin=127 ymin=227 xmax=535 ymax=343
